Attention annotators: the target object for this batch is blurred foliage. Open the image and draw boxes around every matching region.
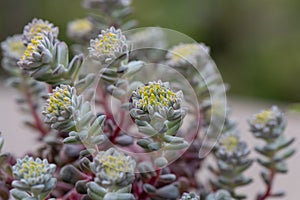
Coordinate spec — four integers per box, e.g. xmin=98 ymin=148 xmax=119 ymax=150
xmin=1 ymin=0 xmax=300 ymax=102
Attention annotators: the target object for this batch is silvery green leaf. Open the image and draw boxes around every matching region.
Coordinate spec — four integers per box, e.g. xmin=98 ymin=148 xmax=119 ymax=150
xmin=165 ymin=122 xmax=182 ymax=135
xmin=156 ymin=184 xmax=179 ymax=199
xmin=137 ymin=123 xmax=158 ymax=136
xmin=257 ymin=158 xmax=272 ymax=169
xmin=77 ymin=111 xmax=94 ymax=128
xmin=10 ymin=189 xmax=30 ymax=200
xmin=55 ymin=42 xmax=69 ymax=67
xmin=143 ymin=183 xmax=157 ymax=194
xmin=275 ymin=162 xmax=288 ymax=173
xmin=100 ymin=74 xmax=118 ymax=83
xmin=103 ymin=193 xmax=135 ymax=200
xmin=165 ymin=141 xmax=189 ymax=150
xmin=60 ymin=165 xmax=86 ymax=184
xmin=273 ymin=149 xmax=296 ymax=162
xmin=147 ymin=142 xmax=161 ymax=151
xmin=158 ymin=174 xmax=176 ymax=183
xmin=163 ymin=135 xmax=184 ymax=143
xmin=88 ymin=189 xmax=104 ymax=200
xmin=87 ymin=182 xmax=107 ymax=196
xmin=31 ymin=64 xmax=51 ymax=79
xmin=90 ymin=135 xmax=106 ymax=144
xmin=88 ymin=115 xmax=105 ymax=136
xmin=68 ymin=54 xmax=84 ymax=79
xmin=116 ymin=185 xmax=132 ymax=193
xmin=63 ymin=136 xmax=79 ymax=144
xmin=107 ymin=85 xmax=127 ymax=98
xmin=137 ymin=138 xmax=152 ymax=149
xmin=114 ymin=134 xmax=133 ymax=146
xmin=12 ymin=181 xmax=29 ymax=190
xmin=75 ymin=73 xmax=95 ymax=94
xmin=276 ymin=137 xmax=295 ymax=151
xmin=75 ymin=179 xmax=89 ymax=194
xmin=122 ymin=61 xmax=144 ymax=77
xmin=43 ymin=178 xmax=57 ymax=192
xmin=31 ymin=184 xmax=45 ymax=194
xmin=154 ymin=156 xmax=168 ymax=167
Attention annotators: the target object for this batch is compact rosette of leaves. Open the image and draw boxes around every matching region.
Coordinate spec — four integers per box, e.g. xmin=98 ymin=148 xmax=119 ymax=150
xmin=11 ymin=156 xmax=56 ymax=200
xmin=42 ymin=84 xmax=106 ymax=152
xmin=87 ymin=148 xmax=136 ymax=200
xmin=89 ymin=26 xmax=144 ymax=103
xmin=1 ymin=34 xmax=26 ymax=74
xmin=89 ymin=26 xmax=128 ymax=65
xmin=130 ymin=80 xmax=188 ymax=167
xmin=166 ymin=42 xmax=226 ymax=144
xmin=210 ymin=130 xmax=252 ymax=199
xmin=17 ymin=18 xmax=85 ymax=85
xmin=248 ymin=106 xmax=295 ymax=199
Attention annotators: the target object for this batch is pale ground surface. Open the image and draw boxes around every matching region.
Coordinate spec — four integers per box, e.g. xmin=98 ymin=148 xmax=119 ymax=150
xmin=0 ymin=85 xmax=299 ymax=200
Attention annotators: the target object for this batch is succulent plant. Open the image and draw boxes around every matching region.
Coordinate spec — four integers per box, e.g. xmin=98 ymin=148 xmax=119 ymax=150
xmin=87 ymin=148 xmax=136 ymax=200
xmin=11 ymin=156 xmax=56 ymax=200
xmin=89 ymin=26 xmax=129 ymax=65
xmin=0 ymin=1 xmax=297 ymax=200
xmin=210 ymin=129 xmax=253 ymax=199
xmin=248 ymin=106 xmax=295 ymax=200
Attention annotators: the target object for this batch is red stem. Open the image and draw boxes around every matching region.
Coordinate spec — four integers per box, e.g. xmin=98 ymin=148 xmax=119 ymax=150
xmin=110 ymin=108 xmax=125 ymax=143
xmin=23 ymin=81 xmax=48 ymax=137
xmin=257 ymin=169 xmax=276 ymax=200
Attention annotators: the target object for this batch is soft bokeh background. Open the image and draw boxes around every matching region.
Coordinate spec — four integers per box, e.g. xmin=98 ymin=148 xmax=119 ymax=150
xmin=1 ymin=0 xmax=300 ymax=102
xmin=0 ymin=0 xmax=299 ymax=199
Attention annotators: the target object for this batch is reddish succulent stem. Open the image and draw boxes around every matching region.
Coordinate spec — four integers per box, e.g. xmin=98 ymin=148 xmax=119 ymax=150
xmin=257 ymin=169 xmax=276 ymax=200
xmin=23 ymin=79 xmax=48 ymax=137
xmin=110 ymin=108 xmax=125 ymax=143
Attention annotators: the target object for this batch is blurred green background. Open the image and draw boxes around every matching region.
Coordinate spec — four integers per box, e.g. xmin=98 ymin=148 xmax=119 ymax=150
xmin=1 ymin=0 xmax=300 ymax=102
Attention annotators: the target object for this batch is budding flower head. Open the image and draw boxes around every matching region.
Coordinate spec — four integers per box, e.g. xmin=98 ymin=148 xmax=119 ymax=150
xmin=218 ymin=131 xmax=239 ymax=153
xmin=1 ymin=34 xmax=25 ymax=60
xmin=18 ymin=32 xmax=55 ymax=71
xmin=166 ymin=43 xmax=210 ymax=67
xmin=12 ymin=156 xmax=56 ymax=194
xmin=248 ymin=106 xmax=285 ymax=140
xmin=67 ymin=18 xmax=94 ymax=42
xmin=43 ymin=85 xmax=78 ymax=131
xmin=22 ymin=18 xmax=59 ymax=45
xmin=88 ymin=26 xmax=128 ymax=64
xmin=131 ymin=80 xmax=183 ymax=113
xmin=90 ymin=148 xmax=136 ymax=187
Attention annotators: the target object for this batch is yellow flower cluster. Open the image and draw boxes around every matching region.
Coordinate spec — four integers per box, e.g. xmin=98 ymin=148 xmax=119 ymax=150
xmin=254 ymin=109 xmax=275 ymax=125
xmin=24 ymin=18 xmax=58 ymax=43
xmin=19 ymin=160 xmax=45 ymax=179
xmin=21 ymin=35 xmax=43 ymax=61
xmin=136 ymin=82 xmax=178 ymax=110
xmin=219 ymin=135 xmax=239 ymax=152
xmin=95 ymin=32 xmax=119 ymax=55
xmin=68 ymin=18 xmax=93 ymax=35
xmin=47 ymin=86 xmax=72 ymax=115
xmin=99 ymin=154 xmax=131 ymax=179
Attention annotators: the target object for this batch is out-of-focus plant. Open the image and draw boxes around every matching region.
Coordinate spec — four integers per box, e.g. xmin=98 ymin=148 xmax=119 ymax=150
xmin=248 ymin=106 xmax=295 ymax=200
xmin=0 ymin=0 xmax=296 ymax=200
